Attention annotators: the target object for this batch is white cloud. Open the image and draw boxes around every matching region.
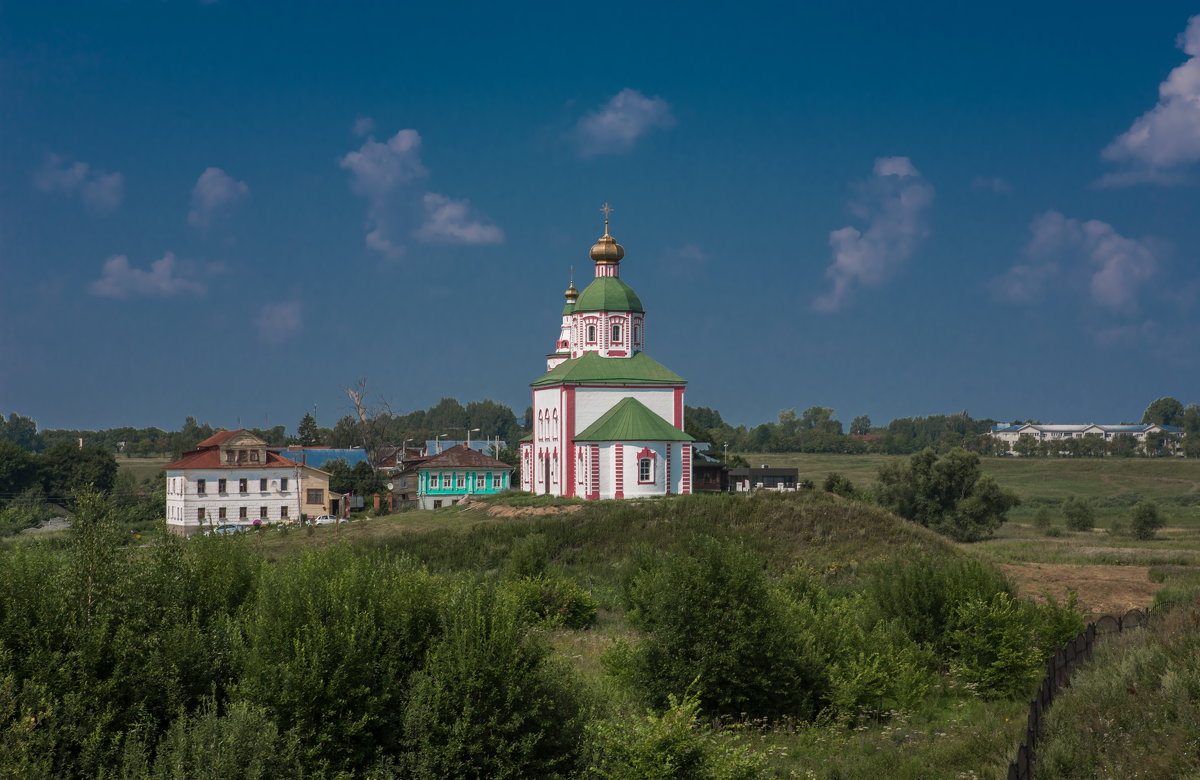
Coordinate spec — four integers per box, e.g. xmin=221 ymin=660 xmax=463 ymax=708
xmin=340 ymin=129 xmax=427 ymax=199
xmin=256 ymin=300 xmax=302 ymax=343
xmin=34 ymin=154 xmax=124 ymax=214
xmin=995 ymin=211 xmax=1159 ymax=312
xmin=1100 ymin=15 xmax=1200 ymax=185
xmin=89 ymin=252 xmax=208 ymax=299
xmin=353 ymin=115 xmax=376 ymax=137
xmin=188 ymin=167 xmax=249 ymax=228
xmin=340 ymin=127 xmax=502 ymax=257
xmin=415 ymin=193 xmax=504 ymax=245
xmin=573 ymin=89 xmax=675 ymax=158
xmin=813 ymin=157 xmax=934 ymax=312
xmin=971 ymin=176 xmax=1012 ymax=193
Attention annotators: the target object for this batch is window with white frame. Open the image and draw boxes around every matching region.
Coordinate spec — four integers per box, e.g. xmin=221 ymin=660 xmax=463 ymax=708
xmin=456 ymin=473 xmax=465 ymax=489
xmin=612 ymin=324 xmax=621 ymax=342
xmin=639 ymin=457 xmax=654 ymax=483
xmin=587 ymin=324 xmax=596 ymax=342
xmin=476 ymin=473 xmax=485 ymax=490
xmin=429 ymin=473 xmax=439 ymax=489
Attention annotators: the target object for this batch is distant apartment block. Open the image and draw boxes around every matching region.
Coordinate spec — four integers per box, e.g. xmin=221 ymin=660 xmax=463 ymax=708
xmin=989 ymin=423 xmax=1183 ymax=453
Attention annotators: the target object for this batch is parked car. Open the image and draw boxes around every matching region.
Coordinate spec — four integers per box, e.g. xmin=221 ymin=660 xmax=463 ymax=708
xmin=313 ymin=515 xmax=339 ymax=525
xmin=205 ymin=524 xmax=244 ymax=536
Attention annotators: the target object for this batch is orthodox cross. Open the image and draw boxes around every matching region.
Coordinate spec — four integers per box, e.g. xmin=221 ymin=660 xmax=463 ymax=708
xmin=600 ymin=202 xmax=614 ymax=234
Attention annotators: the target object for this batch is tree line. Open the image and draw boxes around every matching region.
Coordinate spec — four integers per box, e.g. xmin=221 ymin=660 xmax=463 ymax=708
xmin=5 ymin=394 xmax=1198 ymax=465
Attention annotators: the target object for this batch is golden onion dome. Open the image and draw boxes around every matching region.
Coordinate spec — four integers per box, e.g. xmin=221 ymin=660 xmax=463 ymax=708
xmin=590 ymin=233 xmax=624 ymax=264
xmin=564 ymin=281 xmax=579 ymax=300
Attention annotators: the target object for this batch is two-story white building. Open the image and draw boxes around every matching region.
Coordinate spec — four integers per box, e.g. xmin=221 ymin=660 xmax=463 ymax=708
xmin=163 ymin=430 xmax=334 ymax=535
xmin=989 ymin=423 xmax=1183 ymax=453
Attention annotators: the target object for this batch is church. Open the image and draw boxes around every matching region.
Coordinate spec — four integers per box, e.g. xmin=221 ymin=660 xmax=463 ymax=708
xmin=519 ymin=207 xmax=693 ymax=498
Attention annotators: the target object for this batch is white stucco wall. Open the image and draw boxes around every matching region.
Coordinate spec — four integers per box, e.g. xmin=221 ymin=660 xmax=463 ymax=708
xmin=574 ymin=387 xmax=676 ymax=433
xmin=165 ymin=466 xmax=300 ymax=532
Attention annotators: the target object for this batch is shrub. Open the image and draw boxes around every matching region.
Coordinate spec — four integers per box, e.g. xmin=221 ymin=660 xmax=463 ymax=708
xmin=783 ymin=579 xmax=933 ymax=718
xmin=506 ymin=533 xmax=550 ymax=579
xmin=823 ymin=472 xmax=857 ymax=499
xmin=584 ymin=693 xmax=765 ymax=780
xmin=1131 ymin=500 xmax=1165 ymax=540
xmin=1061 ymin=497 xmax=1095 ymax=532
xmin=118 ymin=700 xmax=302 ymax=779
xmin=1044 ymin=526 xmax=1064 ymax=537
xmin=948 ymin=592 xmax=1042 ymax=699
xmin=865 ymin=553 xmax=1014 ymax=651
xmin=1032 ymin=507 xmax=1053 ymax=529
xmin=503 ymin=574 xmax=599 ymax=629
xmin=235 ymin=547 xmax=442 ymax=772
xmin=401 ymin=585 xmax=584 ymax=779
xmin=613 ymin=535 xmax=824 ymax=721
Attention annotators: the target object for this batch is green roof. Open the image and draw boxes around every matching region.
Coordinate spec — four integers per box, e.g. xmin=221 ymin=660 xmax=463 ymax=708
xmin=574 ymin=277 xmax=644 ymax=313
xmin=575 ymin=397 xmax=694 ymax=442
xmin=561 ymin=302 xmax=576 ymax=316
xmin=519 ymin=433 xmax=533 ymax=442
xmin=531 ymin=351 xmax=686 ymax=387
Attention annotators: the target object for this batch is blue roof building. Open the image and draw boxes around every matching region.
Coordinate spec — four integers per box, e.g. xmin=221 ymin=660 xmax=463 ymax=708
xmin=267 ymin=447 xmax=371 ymax=470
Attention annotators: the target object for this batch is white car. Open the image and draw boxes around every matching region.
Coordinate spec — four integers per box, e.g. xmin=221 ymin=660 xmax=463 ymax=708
xmin=313 ymin=515 xmax=339 ymax=525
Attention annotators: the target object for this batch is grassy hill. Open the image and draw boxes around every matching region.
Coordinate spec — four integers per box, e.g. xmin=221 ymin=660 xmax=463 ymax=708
xmin=257 ymin=491 xmax=959 ymax=598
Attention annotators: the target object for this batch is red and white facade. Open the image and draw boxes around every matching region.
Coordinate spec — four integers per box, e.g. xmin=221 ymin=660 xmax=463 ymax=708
xmin=521 ymin=218 xmax=692 ymax=499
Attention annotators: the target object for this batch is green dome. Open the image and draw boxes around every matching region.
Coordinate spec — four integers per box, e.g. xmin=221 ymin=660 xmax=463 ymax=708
xmin=574 ymin=277 xmax=644 ymax=313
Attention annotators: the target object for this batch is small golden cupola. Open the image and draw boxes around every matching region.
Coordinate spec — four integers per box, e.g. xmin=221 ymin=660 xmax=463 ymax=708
xmin=590 ymin=203 xmax=624 ymax=277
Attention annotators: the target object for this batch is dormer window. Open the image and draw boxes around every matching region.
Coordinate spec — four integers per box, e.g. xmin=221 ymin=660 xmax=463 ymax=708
xmin=250 ymin=450 xmax=259 ymax=462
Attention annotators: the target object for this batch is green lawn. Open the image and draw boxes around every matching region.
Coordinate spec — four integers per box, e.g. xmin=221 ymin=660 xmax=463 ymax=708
xmin=117 ymin=456 xmax=171 ymax=481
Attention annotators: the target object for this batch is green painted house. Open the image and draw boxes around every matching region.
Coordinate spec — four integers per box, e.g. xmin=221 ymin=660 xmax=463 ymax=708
xmin=413 ymin=444 xmax=512 ymax=509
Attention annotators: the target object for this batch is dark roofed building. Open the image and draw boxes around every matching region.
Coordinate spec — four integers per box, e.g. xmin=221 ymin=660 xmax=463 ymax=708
xmin=729 ymin=467 xmax=799 ymax=492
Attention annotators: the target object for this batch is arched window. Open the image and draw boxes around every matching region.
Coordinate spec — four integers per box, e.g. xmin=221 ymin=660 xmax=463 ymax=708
xmin=611 ymin=324 xmax=621 ymax=342
xmin=634 ymin=325 xmax=641 ymax=344
xmin=587 ymin=324 xmax=596 ymax=342
xmin=636 ymin=447 xmax=657 ymax=484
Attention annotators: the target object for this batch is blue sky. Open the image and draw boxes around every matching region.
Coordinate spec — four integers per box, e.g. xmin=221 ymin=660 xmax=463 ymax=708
xmin=3 ymin=1 xmax=1200 ymax=432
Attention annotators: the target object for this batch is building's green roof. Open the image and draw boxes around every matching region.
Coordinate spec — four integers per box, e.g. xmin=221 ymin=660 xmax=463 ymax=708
xmin=574 ymin=276 xmax=644 ymax=313
xmin=562 ymin=302 xmax=576 ymax=316
xmin=531 ymin=351 xmax=686 ymax=387
xmin=519 ymin=433 xmax=533 ymax=442
xmin=575 ymin=397 xmax=694 ymax=442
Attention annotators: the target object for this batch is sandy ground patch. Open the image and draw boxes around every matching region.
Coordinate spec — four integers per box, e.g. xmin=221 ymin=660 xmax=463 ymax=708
xmin=484 ymin=504 xmax=585 ymax=518
xmin=1000 ymin=562 xmax=1161 ymax=616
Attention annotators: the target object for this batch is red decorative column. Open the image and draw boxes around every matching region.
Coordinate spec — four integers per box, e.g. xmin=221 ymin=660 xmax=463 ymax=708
xmin=614 ymin=444 xmax=624 ymax=499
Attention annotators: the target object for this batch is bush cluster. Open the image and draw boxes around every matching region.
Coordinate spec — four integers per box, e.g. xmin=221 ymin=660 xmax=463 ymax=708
xmin=0 ymin=493 xmax=598 ymax=777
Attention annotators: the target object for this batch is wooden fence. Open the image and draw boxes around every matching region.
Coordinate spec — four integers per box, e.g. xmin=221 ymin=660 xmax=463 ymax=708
xmin=1005 ymin=608 xmax=1147 ymax=780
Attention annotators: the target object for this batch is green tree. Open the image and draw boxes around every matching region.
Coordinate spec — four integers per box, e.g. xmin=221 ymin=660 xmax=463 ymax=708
xmin=1142 ymin=397 xmax=1184 ymax=427
xmin=38 ymin=442 xmax=118 ymax=500
xmin=1061 ymin=497 xmax=1095 ymax=532
xmin=0 ymin=440 xmax=38 ymax=496
xmin=875 ymin=449 xmax=1020 ymax=542
xmin=850 ymin=415 xmax=872 ymax=436
xmin=296 ymin=413 xmax=322 ymax=446
xmin=1130 ymin=500 xmax=1165 ymax=540
xmin=1013 ymin=435 xmax=1040 ymax=457
xmin=0 ymin=413 xmax=40 ymax=450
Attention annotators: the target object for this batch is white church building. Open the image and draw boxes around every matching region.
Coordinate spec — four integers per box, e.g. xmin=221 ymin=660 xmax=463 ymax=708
xmin=519 ymin=207 xmax=693 ymax=499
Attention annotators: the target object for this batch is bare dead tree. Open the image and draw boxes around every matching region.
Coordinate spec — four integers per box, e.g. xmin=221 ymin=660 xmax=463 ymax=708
xmin=341 ymin=377 xmax=394 ymax=464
